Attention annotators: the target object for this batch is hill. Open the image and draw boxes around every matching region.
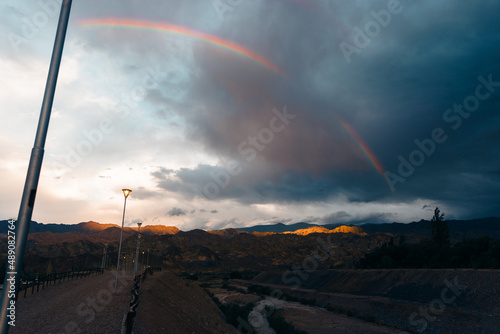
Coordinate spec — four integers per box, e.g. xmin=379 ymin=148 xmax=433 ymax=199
xmin=283 ymin=225 xmax=367 ymax=236
xmin=2 ymin=217 xmax=499 ymax=240
xmin=0 ymin=220 xmax=179 ymax=245
xmin=231 ymin=217 xmax=500 ymax=239
xmin=234 ymin=222 xmax=317 ymax=233
xmin=1 ymin=217 xmax=499 ymax=276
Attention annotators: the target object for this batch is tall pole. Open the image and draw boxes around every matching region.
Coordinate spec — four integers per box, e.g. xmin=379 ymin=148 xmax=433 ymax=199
xmin=114 ymin=189 xmax=131 ymax=291
xmin=133 ymin=222 xmax=142 ymax=276
xmin=0 ymin=1 xmax=72 ymax=333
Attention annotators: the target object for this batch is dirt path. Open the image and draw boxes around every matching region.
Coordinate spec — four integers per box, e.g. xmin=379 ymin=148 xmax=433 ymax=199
xmin=133 ymin=271 xmax=236 ymax=333
xmin=11 ymin=270 xmax=135 ymax=334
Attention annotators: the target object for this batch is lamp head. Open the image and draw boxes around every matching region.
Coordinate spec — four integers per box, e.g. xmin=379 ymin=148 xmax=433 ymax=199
xmin=137 ymin=222 xmax=142 ymax=228
xmin=122 ymin=189 xmax=132 ymax=198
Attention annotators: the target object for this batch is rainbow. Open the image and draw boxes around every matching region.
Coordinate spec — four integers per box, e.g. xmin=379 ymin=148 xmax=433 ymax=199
xmin=79 ymin=18 xmax=286 ymax=76
xmin=334 ymin=114 xmax=385 ymax=176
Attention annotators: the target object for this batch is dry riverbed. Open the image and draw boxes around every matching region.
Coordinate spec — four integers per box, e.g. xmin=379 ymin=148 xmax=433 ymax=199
xmin=209 ymin=287 xmax=401 ymax=334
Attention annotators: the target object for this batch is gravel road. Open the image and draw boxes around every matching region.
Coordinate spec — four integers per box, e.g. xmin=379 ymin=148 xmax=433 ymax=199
xmin=10 ymin=270 xmax=135 ymax=334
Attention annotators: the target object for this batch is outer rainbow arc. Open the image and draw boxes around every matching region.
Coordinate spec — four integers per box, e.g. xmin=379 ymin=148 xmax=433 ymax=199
xmin=334 ymin=113 xmax=385 ymax=176
xmin=79 ymin=18 xmax=287 ymax=77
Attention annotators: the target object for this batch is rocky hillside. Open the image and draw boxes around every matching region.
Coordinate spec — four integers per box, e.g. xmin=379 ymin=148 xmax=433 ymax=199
xmin=0 ymin=226 xmax=396 ymax=275
xmin=284 ymin=225 xmax=367 ymax=236
xmin=1 ymin=217 xmax=498 ymax=276
xmin=0 ymin=220 xmax=179 ymax=245
xmin=232 ymin=217 xmax=500 ymax=239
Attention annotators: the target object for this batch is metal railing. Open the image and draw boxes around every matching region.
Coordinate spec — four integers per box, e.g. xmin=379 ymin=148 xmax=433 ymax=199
xmin=17 ymin=268 xmax=104 ymax=299
xmin=122 ymin=266 xmax=161 ymax=334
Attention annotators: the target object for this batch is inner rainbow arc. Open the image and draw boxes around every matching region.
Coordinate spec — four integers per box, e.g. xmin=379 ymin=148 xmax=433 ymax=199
xmin=79 ymin=18 xmax=286 ymax=76
xmin=334 ymin=114 xmax=385 ymax=176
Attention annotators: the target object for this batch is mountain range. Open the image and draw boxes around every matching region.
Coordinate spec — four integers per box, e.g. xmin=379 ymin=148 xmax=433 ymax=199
xmin=226 ymin=217 xmax=500 ymax=239
xmin=1 ymin=217 xmax=499 ymax=275
xmin=1 ymin=217 xmax=499 ymax=244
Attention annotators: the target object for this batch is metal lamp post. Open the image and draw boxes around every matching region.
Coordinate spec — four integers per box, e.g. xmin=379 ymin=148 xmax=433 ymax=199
xmin=114 ymin=189 xmax=131 ymax=291
xmin=0 ymin=1 xmax=72 ymax=333
xmin=133 ymin=222 xmax=142 ymax=276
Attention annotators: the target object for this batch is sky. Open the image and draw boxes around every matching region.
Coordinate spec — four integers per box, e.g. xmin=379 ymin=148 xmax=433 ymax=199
xmin=1 ymin=0 xmax=499 ymax=230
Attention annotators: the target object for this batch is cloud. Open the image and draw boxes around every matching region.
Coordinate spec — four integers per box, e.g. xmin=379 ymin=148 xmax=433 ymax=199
xmin=130 ymin=218 xmax=144 ymax=226
xmin=142 ymin=0 xmax=500 ymax=220
xmin=167 ymin=207 xmax=187 ymax=217
xmin=1 ymin=0 xmax=499 ymax=228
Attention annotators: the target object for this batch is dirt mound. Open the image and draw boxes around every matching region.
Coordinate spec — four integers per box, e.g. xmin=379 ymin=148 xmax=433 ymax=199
xmin=134 ymin=271 xmax=236 ymax=333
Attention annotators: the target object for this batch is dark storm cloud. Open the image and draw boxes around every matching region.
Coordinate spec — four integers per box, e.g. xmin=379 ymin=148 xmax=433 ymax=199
xmin=167 ymin=207 xmax=186 ymax=217
xmin=131 ymin=187 xmax=162 ymax=200
xmin=319 ymin=211 xmax=396 ymax=226
xmin=153 ymin=161 xmax=387 ymax=205
xmin=422 ymin=205 xmax=432 ymax=211
xmin=151 ymin=167 xmax=174 ymax=180
xmin=321 ymin=211 xmax=352 ymax=223
xmin=142 ymin=1 xmax=500 ymax=218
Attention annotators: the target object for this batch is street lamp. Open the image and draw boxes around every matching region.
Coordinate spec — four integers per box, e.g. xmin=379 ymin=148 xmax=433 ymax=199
xmin=114 ymin=188 xmax=131 ymax=291
xmin=134 ymin=222 xmax=142 ymax=276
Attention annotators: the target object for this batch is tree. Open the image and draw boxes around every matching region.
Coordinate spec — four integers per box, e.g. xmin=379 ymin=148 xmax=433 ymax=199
xmin=431 ymin=207 xmax=449 ymax=248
